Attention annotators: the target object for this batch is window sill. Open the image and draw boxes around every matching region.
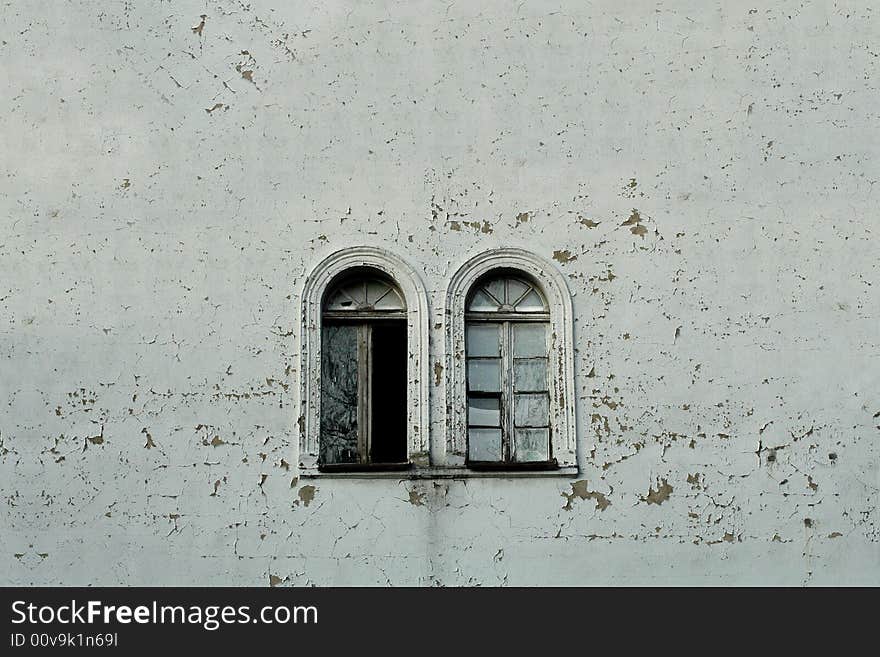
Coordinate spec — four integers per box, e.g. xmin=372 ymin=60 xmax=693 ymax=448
xmin=318 ymin=462 xmax=412 ymax=473
xmin=300 ymin=465 xmax=579 ymax=479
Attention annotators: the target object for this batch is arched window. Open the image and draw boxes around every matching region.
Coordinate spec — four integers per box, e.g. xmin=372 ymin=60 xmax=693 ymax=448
xmin=320 ymin=271 xmax=408 ymax=468
xmin=298 ymin=246 xmax=430 ymax=476
xmin=445 ymin=249 xmax=577 ymax=474
xmin=465 ymin=272 xmax=552 ymax=466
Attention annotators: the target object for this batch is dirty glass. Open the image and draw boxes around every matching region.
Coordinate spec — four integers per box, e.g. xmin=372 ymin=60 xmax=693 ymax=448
xmin=515 ymin=289 xmax=546 ymax=312
xmin=464 ymin=272 xmax=552 ymax=466
xmin=468 ymin=428 xmax=502 ymax=462
xmin=506 ymin=278 xmax=528 ymax=304
xmin=466 ymin=323 xmax=500 ymax=357
xmin=468 ymin=289 xmax=498 ymax=312
xmin=513 ymin=323 xmax=547 ymax=357
xmin=324 ymin=277 xmax=405 ymax=312
xmin=467 ymin=359 xmax=501 ymax=392
xmin=467 ymin=275 xmax=548 ymax=313
xmin=514 ymin=393 xmax=550 ymax=427
xmin=513 ymin=428 xmax=550 ymax=462
xmin=484 ymin=278 xmax=506 ymax=305
xmin=320 ymin=324 xmax=359 ymax=464
xmin=364 ymin=280 xmax=386 ymax=306
xmin=513 ymin=358 xmax=548 ymax=392
xmin=324 ymin=282 xmax=362 ymax=311
xmin=468 ymin=396 xmax=501 ymax=426
xmin=369 ymin=281 xmax=405 ymax=310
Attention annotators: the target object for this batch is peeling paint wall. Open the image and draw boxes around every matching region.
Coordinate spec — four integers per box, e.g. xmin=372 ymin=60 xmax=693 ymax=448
xmin=2 ymin=1 xmax=878 ymax=586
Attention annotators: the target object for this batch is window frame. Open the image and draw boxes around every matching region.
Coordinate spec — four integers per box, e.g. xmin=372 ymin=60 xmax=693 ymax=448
xmin=465 ymin=318 xmax=553 ymax=468
xmin=445 ymin=249 xmax=578 ymax=474
xmin=298 ymin=247 xmax=430 ymax=477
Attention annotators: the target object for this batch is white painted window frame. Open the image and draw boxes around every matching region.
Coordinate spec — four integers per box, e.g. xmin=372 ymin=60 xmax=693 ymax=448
xmin=298 ymin=246 xmax=430 ymax=476
xmin=444 ymin=248 xmax=578 ymax=473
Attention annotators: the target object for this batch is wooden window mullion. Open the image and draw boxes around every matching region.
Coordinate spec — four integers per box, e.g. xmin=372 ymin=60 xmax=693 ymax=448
xmin=500 ymin=321 xmax=512 ymax=463
xmin=356 ymin=323 xmax=372 ymax=464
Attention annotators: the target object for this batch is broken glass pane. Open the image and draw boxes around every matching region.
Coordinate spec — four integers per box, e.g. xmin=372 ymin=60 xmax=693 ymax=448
xmin=324 ymin=277 xmax=405 ymax=312
xmin=466 ymin=323 xmax=500 ymax=357
xmin=324 ymin=282 xmax=361 ymax=310
xmin=320 ymin=324 xmax=359 ymax=464
xmin=514 ymin=358 xmax=548 ymax=392
xmin=514 ymin=393 xmax=549 ymax=427
xmin=467 ymin=359 xmax=501 ymax=392
xmin=468 ymin=428 xmax=502 ymax=462
xmin=468 ymin=396 xmax=501 ymax=426
xmin=514 ymin=428 xmax=550 ymax=462
xmin=513 ymin=323 xmax=547 ymax=357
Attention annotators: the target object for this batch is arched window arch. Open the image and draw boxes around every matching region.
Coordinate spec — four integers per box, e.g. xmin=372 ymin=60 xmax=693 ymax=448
xmin=445 ymin=249 xmax=577 ymax=473
xmin=298 ymin=247 xmax=429 ymax=475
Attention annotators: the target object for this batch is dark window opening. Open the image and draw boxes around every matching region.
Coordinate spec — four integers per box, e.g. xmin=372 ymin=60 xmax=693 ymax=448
xmin=369 ymin=322 xmax=407 ymax=463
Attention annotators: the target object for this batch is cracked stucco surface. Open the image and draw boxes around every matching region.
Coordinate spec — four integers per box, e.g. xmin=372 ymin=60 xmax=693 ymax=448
xmin=1 ymin=1 xmax=878 ymax=585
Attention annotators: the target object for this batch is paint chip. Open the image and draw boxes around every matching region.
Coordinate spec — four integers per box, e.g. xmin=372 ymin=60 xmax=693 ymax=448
xmin=643 ymin=478 xmax=673 ymax=505
xmin=621 ymin=209 xmax=641 ymax=226
xmin=191 ymin=15 xmax=207 ymax=36
xmin=298 ymin=485 xmax=316 ymax=507
xmin=561 ymin=480 xmax=611 ymax=511
xmin=552 ymin=249 xmax=577 ymax=264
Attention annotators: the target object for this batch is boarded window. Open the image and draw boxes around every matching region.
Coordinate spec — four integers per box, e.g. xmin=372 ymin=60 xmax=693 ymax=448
xmin=465 ymin=273 xmax=552 ymax=467
xmin=320 ymin=272 xmax=408 ymax=469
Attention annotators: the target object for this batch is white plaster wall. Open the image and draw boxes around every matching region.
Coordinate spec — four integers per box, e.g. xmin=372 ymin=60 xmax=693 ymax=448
xmin=1 ymin=0 xmax=878 ymax=585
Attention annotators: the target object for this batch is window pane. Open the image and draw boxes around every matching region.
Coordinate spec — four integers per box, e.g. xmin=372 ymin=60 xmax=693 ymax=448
xmin=514 ymin=428 xmax=550 ymax=462
xmin=324 ymin=283 xmax=361 ymax=310
xmin=514 ymin=358 xmax=548 ymax=392
xmin=468 ymin=396 xmax=500 ymax=426
xmin=365 ymin=280 xmax=387 ymax=305
xmin=515 ymin=289 xmax=546 ymax=312
xmin=324 ymin=277 xmax=405 ymax=312
xmin=466 ymin=323 xmax=500 ymax=357
xmin=468 ymin=428 xmax=502 ymax=462
xmin=467 ymin=359 xmax=501 ymax=392
xmin=514 ymin=393 xmax=549 ymax=427
xmin=507 ymin=278 xmax=528 ymax=304
xmin=468 ymin=289 xmax=499 ymax=312
xmin=320 ymin=325 xmax=359 ymax=464
xmin=485 ymin=279 xmax=505 ymax=305
xmin=372 ymin=285 xmax=405 ymax=310
xmin=513 ymin=323 xmax=547 ymax=357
